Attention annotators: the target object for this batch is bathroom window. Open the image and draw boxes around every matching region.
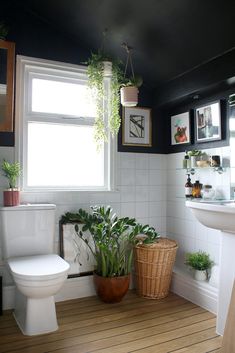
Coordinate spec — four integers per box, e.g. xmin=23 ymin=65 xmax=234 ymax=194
xmin=15 ymin=56 xmax=116 ymax=191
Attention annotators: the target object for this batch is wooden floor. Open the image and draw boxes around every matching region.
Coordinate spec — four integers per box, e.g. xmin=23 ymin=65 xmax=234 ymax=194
xmin=0 ymin=291 xmax=222 ymax=353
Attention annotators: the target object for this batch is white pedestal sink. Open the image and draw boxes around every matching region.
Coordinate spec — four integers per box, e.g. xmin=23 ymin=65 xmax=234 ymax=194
xmin=186 ymin=200 xmax=235 ymax=335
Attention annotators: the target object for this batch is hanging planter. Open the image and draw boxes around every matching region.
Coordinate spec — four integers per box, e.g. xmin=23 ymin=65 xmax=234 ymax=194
xmin=120 ymin=43 xmax=143 ymax=107
xmin=120 ymin=86 xmax=139 ymax=107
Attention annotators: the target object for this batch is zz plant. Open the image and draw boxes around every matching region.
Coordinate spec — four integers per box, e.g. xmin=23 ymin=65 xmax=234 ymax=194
xmin=62 ymin=206 xmax=159 ymax=278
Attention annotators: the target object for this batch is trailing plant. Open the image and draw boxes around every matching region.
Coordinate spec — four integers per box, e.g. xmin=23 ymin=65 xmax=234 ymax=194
xmin=1 ymin=160 xmax=21 ymax=189
xmin=185 ymin=251 xmax=214 ymax=271
xmin=87 ymin=52 xmax=123 ymax=146
xmin=62 ymin=206 xmax=159 ymax=277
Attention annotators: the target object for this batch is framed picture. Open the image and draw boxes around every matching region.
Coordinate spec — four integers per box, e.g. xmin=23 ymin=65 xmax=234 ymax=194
xmin=171 ymin=112 xmax=190 ymax=145
xmin=59 ymin=221 xmax=95 ymax=278
xmin=122 ymin=107 xmax=152 ymax=146
xmin=195 ymin=101 xmax=221 ymax=143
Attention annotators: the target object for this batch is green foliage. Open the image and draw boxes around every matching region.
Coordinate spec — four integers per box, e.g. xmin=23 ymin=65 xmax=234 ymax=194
xmin=188 ymin=150 xmax=206 ymax=157
xmin=121 ymin=74 xmax=143 ymax=88
xmin=1 ymin=160 xmax=21 ymax=189
xmin=87 ymin=52 xmax=123 ymax=146
xmin=61 ymin=206 xmax=159 ymax=278
xmin=0 ymin=22 xmax=9 ymax=40
xmin=185 ymin=251 xmax=214 ymax=271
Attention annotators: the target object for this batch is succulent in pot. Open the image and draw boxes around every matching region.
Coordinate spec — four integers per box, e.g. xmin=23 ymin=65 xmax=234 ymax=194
xmin=1 ymin=160 xmax=21 ymax=206
xmin=120 ymin=75 xmax=143 ymax=107
xmin=72 ymin=205 xmax=158 ymax=303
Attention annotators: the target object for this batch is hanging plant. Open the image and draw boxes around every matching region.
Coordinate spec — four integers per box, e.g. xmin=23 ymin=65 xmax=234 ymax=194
xmin=87 ymin=51 xmax=123 ymax=147
xmin=0 ymin=22 xmax=9 ymax=40
xmin=120 ymin=43 xmax=143 ymax=107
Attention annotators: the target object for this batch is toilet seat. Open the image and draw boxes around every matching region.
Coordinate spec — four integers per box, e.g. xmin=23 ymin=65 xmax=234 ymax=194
xmin=8 ymin=254 xmax=69 ymax=281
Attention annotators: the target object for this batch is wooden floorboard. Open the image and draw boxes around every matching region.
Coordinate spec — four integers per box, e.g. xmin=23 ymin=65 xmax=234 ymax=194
xmin=0 ymin=290 xmax=222 ymax=353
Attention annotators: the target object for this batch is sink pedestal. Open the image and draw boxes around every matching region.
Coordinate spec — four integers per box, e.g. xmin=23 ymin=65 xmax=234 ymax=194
xmin=217 ymin=231 xmax=235 ymax=335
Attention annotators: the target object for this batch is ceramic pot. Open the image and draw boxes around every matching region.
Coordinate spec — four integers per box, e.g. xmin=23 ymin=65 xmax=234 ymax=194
xmin=194 ymin=269 xmax=207 ymax=281
xmin=102 ymin=61 xmax=112 ymax=77
xmin=3 ymin=189 xmax=20 ymax=206
xmin=120 ymin=86 xmax=138 ymax=107
xmin=93 ymin=272 xmax=130 ymax=303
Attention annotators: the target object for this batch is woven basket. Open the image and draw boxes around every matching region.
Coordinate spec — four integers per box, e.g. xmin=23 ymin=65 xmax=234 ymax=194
xmin=134 ymin=237 xmax=178 ymax=299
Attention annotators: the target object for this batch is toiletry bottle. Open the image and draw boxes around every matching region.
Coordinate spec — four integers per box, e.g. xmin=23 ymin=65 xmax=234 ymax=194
xmin=192 ymin=180 xmax=202 ymax=198
xmin=183 ymin=152 xmax=188 ymax=169
xmin=185 ymin=174 xmax=193 ymax=198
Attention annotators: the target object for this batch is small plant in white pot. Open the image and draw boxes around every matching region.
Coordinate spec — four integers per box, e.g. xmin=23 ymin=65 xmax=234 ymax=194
xmin=2 ymin=160 xmax=21 ymax=206
xmin=185 ymin=251 xmax=214 ymax=281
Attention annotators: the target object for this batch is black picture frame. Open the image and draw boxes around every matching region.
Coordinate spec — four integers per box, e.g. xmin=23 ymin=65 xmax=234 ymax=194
xmin=195 ymin=100 xmax=222 ymax=143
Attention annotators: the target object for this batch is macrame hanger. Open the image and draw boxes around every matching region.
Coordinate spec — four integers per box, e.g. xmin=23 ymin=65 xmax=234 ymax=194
xmin=122 ymin=42 xmax=135 ymax=80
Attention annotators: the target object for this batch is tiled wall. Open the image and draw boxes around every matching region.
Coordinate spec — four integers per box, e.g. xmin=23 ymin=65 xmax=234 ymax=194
xmin=0 ymin=148 xmax=167 ymax=285
xmin=166 ymin=146 xmax=231 ymax=281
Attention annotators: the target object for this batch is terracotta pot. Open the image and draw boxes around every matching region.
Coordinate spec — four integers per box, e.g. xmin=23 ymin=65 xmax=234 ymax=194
xmin=93 ymin=272 xmax=130 ymax=303
xmin=120 ymin=86 xmax=138 ymax=107
xmin=3 ymin=189 xmax=20 ymax=207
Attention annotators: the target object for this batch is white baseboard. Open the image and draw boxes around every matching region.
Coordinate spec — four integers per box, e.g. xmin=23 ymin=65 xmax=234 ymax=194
xmin=3 ymin=270 xmax=218 ymax=312
xmin=171 ymin=269 xmax=218 ymax=314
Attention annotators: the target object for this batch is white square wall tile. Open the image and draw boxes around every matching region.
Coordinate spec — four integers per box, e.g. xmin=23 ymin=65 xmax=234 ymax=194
xmin=149 ymin=170 xmax=162 ymax=185
xmin=149 ymin=201 xmax=162 ymax=218
xmin=136 ymin=169 xmax=149 ymax=185
xmin=120 ymin=169 xmax=135 ymax=186
xmin=135 ymin=154 xmax=149 ymax=169
xmin=149 ymin=154 xmax=163 ymax=170
xmin=148 ymin=186 xmax=162 ymax=202
xmin=135 ymin=202 xmax=149 ymax=218
xmin=120 ymin=152 xmax=136 ymax=169
xmin=121 ymin=202 xmax=136 ymax=218
xmin=120 ymin=186 xmax=136 ymax=202
xmin=135 ymin=186 xmax=148 ymax=202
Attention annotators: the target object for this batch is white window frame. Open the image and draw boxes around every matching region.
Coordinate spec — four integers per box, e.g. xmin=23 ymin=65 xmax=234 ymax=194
xmin=15 ymin=56 xmax=116 ymax=192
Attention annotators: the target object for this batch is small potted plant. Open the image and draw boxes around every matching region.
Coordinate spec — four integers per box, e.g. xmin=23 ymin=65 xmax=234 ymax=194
xmin=188 ymin=150 xmax=206 ymax=168
xmin=63 ymin=206 xmax=158 ymax=303
xmin=2 ymin=160 xmax=21 ymax=206
xmin=120 ymin=75 xmax=143 ymax=107
xmin=185 ymin=251 xmax=214 ymax=281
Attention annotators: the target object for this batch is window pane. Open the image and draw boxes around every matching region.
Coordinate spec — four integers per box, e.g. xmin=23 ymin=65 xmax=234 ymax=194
xmin=31 ymin=78 xmax=96 ymax=117
xmin=27 ymin=122 xmax=104 ymax=187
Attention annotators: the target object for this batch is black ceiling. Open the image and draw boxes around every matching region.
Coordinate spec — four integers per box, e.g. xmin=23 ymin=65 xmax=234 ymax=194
xmin=3 ymin=0 xmax=235 ymax=89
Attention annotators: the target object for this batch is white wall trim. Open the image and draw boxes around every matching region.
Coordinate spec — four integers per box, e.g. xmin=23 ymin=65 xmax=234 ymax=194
xmin=3 ymin=270 xmax=217 ymax=312
xmin=171 ymin=269 xmax=218 ymax=314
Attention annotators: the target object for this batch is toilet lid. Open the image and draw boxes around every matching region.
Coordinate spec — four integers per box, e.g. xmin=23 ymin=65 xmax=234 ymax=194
xmin=8 ymin=254 xmax=70 ymax=278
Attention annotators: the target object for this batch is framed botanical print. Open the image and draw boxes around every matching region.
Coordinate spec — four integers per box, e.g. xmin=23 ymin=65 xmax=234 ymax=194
xmin=122 ymin=107 xmax=152 ymax=146
xmin=171 ymin=112 xmax=190 ymax=145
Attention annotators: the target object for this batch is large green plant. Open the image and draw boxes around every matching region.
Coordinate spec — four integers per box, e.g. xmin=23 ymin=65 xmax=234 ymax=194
xmin=87 ymin=53 xmax=123 ymax=146
xmin=1 ymin=160 xmax=21 ymax=189
xmin=61 ymin=206 xmax=159 ymax=277
xmin=185 ymin=251 xmax=214 ymax=271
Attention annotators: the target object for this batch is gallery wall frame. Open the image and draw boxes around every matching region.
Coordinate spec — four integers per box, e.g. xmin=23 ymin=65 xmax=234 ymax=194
xmin=171 ymin=111 xmax=191 ymax=145
xmin=122 ymin=107 xmax=152 ymax=147
xmin=195 ymin=100 xmax=222 ymax=143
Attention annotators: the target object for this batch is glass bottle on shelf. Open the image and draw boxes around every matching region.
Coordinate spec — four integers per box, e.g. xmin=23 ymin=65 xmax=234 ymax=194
xmin=185 ymin=174 xmax=193 ymax=198
xmin=192 ymin=180 xmax=202 ymax=198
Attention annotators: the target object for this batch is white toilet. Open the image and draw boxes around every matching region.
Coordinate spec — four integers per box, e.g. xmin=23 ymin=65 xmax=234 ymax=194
xmin=0 ymin=204 xmax=70 ymax=336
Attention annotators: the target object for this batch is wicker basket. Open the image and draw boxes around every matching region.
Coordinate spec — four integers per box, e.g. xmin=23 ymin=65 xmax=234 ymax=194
xmin=134 ymin=237 xmax=178 ymax=299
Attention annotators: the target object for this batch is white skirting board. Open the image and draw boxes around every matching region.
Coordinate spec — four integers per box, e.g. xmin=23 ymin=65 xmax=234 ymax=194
xmin=2 ymin=271 xmax=218 ymax=312
xmin=170 ymin=270 xmax=218 ymax=315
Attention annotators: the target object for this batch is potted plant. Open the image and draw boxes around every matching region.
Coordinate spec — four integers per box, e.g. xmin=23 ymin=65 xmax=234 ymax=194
xmin=70 ymin=205 xmax=158 ymax=303
xmin=188 ymin=150 xmax=206 ymax=168
xmin=1 ymin=160 xmax=21 ymax=206
xmin=185 ymin=251 xmax=214 ymax=281
xmin=120 ymin=75 xmax=143 ymax=107
xmin=0 ymin=21 xmax=9 ymax=40
xmin=87 ymin=52 xmax=123 ymax=146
